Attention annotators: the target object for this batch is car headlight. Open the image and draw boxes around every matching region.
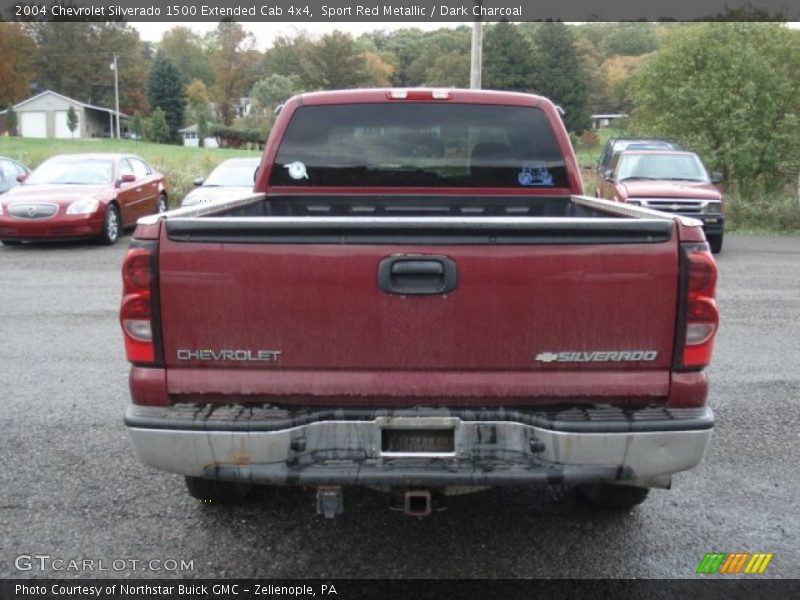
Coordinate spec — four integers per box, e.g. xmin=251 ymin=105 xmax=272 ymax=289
xmin=705 ymin=201 xmax=722 ymax=214
xmin=66 ymin=198 xmax=100 ymax=215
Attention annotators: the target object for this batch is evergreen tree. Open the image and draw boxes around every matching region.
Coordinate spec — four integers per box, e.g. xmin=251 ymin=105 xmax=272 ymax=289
xmin=147 ymin=107 xmax=169 ymax=144
xmin=66 ymin=105 xmax=79 ymax=138
xmin=531 ymin=22 xmax=592 ymax=134
xmin=483 ymin=21 xmax=536 ymax=92
xmin=147 ymin=52 xmax=185 ymax=143
xmin=5 ymin=106 xmax=17 ymax=136
xmin=130 ymin=112 xmax=144 ymax=140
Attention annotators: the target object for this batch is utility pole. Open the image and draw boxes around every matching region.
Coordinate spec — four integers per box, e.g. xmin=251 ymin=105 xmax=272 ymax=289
xmin=469 ymin=6 xmax=482 ymax=89
xmin=112 ymin=53 xmax=121 ymax=139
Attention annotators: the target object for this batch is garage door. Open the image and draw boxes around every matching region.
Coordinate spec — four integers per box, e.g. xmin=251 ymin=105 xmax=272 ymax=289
xmin=20 ymin=112 xmax=47 ymax=138
xmin=55 ymin=111 xmax=79 ymax=138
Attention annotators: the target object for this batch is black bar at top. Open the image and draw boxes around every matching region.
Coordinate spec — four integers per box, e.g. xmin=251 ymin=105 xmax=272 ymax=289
xmin=0 ymin=0 xmax=796 ymax=22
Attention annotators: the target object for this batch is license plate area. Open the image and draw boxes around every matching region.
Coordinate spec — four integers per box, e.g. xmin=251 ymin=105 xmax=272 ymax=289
xmin=379 ymin=423 xmax=456 ymax=457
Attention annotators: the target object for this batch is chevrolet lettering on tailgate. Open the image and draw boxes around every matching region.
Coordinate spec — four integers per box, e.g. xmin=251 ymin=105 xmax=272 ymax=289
xmin=176 ymin=349 xmax=281 ymax=362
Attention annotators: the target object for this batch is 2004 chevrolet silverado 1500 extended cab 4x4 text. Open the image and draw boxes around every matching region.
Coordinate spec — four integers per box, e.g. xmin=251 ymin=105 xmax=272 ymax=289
xmin=120 ymin=89 xmax=718 ymax=517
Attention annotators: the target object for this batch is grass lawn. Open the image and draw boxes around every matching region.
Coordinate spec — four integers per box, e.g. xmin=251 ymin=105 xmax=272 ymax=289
xmin=0 ymin=137 xmax=261 ymax=208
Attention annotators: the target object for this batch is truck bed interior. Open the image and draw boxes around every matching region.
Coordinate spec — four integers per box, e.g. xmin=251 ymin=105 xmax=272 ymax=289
xmin=164 ymin=195 xmax=674 ymax=245
xmin=218 ymin=194 xmax=624 ymax=218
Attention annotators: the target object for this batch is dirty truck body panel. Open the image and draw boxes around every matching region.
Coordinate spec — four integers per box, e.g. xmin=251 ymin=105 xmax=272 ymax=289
xmin=122 ymin=90 xmax=717 ymax=504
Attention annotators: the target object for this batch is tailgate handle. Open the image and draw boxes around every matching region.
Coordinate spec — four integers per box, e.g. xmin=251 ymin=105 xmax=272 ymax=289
xmin=378 ymin=256 xmax=457 ymax=296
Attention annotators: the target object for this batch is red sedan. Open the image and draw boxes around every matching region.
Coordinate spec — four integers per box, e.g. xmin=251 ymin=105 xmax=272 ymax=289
xmin=0 ymin=153 xmax=167 ymax=246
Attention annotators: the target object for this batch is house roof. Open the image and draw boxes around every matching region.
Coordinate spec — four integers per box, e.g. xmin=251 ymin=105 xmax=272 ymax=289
xmin=179 ymin=124 xmax=214 ymax=134
xmin=0 ymin=90 xmax=128 ymax=118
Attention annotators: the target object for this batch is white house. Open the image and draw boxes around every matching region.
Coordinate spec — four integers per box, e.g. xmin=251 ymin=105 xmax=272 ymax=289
xmin=0 ymin=90 xmax=127 ymax=139
xmin=591 ymin=113 xmax=629 ymax=130
xmin=178 ymin=124 xmax=219 ymax=148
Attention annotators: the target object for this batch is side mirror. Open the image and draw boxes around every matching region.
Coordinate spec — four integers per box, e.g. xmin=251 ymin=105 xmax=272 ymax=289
xmin=603 ymin=169 xmax=614 ymax=181
xmin=16 ymin=173 xmax=27 ymax=183
xmin=193 ymin=177 xmax=204 ymax=187
xmin=710 ymin=171 xmax=724 ymax=184
xmin=119 ymin=173 xmax=136 ymax=184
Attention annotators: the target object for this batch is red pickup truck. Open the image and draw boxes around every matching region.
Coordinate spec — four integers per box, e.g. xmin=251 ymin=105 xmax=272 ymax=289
xmin=596 ymin=150 xmax=725 ymax=254
xmin=121 ymin=89 xmax=718 ymax=517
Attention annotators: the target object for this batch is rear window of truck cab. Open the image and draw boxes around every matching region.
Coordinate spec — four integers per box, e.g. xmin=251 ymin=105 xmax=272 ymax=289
xmin=270 ymin=103 xmax=569 ymax=188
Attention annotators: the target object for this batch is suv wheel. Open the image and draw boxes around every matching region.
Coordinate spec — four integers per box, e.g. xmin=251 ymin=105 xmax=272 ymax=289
xmin=184 ymin=476 xmax=252 ymax=503
xmin=157 ymin=193 xmax=168 ymax=213
xmin=577 ymin=483 xmax=650 ymax=509
xmin=707 ymin=232 xmax=723 ymax=254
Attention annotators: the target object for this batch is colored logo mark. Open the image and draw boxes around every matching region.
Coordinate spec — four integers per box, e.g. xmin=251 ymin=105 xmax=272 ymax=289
xmin=696 ymin=552 xmax=773 ymax=574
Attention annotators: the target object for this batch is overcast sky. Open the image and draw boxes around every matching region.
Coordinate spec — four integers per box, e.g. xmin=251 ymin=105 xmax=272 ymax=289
xmin=132 ymin=22 xmax=463 ymax=49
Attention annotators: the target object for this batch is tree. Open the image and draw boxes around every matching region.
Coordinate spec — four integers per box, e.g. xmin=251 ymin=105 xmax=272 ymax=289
xmin=424 ymin=51 xmax=470 ymax=88
xmin=363 ymin=51 xmax=395 ymax=86
xmin=185 ymin=79 xmax=212 ymax=124
xmin=147 ymin=108 xmax=169 ymax=144
xmin=299 ymin=31 xmax=374 ymax=90
xmin=630 ymin=23 xmax=800 ymax=190
xmin=251 ymin=74 xmax=300 ymax=114
xmin=601 ymin=23 xmax=657 ymax=58
xmin=197 ymin=112 xmax=208 ymax=148
xmin=483 ymin=21 xmax=536 ymax=92
xmin=130 ymin=112 xmax=144 ymax=140
xmin=403 ymin=28 xmax=470 ymax=87
xmin=25 ymin=23 xmax=151 ymax=115
xmin=66 ymin=106 xmax=79 ymax=139
xmin=361 ymin=27 xmax=426 ymax=86
xmin=0 ymin=23 xmax=35 ymax=107
xmin=5 ymin=106 xmax=17 ymax=136
xmin=159 ymin=27 xmax=213 ymax=86
xmin=209 ymin=21 xmax=261 ymax=125
xmin=530 ymin=22 xmax=592 ymax=134
xmin=147 ymin=52 xmax=185 ymax=143
xmin=594 ymin=54 xmax=648 ymax=113
xmin=263 ymin=32 xmax=314 ymax=80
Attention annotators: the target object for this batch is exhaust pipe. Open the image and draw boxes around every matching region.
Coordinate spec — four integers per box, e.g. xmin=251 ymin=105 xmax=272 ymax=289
xmin=403 ymin=490 xmax=432 ymax=517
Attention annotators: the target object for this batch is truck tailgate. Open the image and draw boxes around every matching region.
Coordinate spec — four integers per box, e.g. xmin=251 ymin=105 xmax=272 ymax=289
xmin=157 ymin=216 xmax=678 ymax=405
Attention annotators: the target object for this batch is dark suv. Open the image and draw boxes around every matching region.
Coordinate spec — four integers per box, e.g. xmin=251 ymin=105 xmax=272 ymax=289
xmin=596 ymin=137 xmax=682 ymax=181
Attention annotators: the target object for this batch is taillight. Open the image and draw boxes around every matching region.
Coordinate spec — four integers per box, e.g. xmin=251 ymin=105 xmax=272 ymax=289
xmin=676 ymin=242 xmax=719 ymax=370
xmin=120 ymin=241 xmax=160 ymax=365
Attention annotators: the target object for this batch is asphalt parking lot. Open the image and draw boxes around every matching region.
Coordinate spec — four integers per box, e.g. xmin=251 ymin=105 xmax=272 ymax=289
xmin=0 ymin=234 xmax=798 ymax=579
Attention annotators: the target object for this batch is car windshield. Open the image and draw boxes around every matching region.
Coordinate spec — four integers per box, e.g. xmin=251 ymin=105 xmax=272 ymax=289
xmin=617 ymin=154 xmax=709 ymax=182
xmin=271 ymin=103 xmax=569 ymax=188
xmin=204 ymin=161 xmax=259 ymax=187
xmin=26 ymin=157 xmax=114 ymax=185
xmin=615 ymin=140 xmax=675 ymax=153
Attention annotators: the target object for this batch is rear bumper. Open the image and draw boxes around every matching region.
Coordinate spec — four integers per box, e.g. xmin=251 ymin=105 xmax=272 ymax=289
xmin=125 ymin=405 xmax=713 ymax=487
